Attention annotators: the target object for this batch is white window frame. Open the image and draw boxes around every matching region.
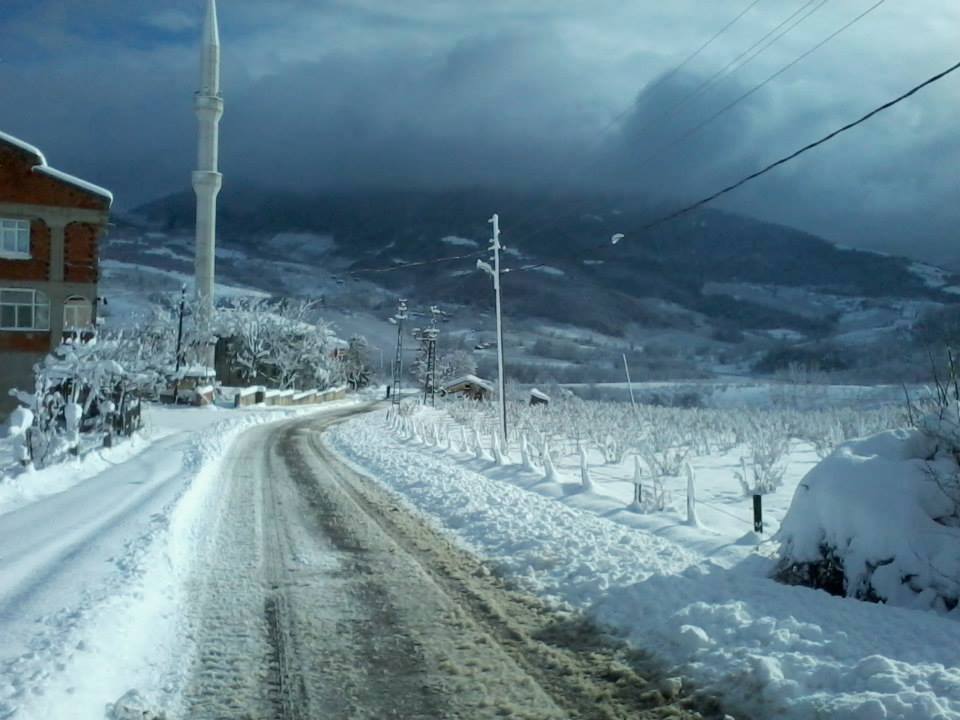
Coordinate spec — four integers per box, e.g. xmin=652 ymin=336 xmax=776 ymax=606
xmin=63 ymin=296 xmax=94 ymax=329
xmin=0 ymin=218 xmax=31 ymax=259
xmin=0 ymin=288 xmax=50 ymax=331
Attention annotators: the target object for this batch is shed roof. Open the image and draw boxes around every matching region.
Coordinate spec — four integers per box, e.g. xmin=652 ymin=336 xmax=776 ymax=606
xmin=444 ymin=374 xmax=494 ymax=393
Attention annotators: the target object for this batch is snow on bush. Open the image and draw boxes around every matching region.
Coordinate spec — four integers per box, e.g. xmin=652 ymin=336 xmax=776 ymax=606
xmin=735 ymin=417 xmax=789 ymax=495
xmin=7 ymin=338 xmax=152 ymax=468
xmin=774 ymin=404 xmax=960 ymax=613
xmin=8 ymin=407 xmax=33 ymax=465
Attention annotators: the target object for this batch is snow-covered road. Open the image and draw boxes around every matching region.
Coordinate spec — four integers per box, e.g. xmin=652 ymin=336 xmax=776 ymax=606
xmin=0 ymin=430 xmax=193 ymax=661
xmin=0 ymin=404 xmax=353 ymax=719
xmin=178 ymin=408 xmax=708 ymax=718
xmin=1 ymin=402 xmax=711 ymax=719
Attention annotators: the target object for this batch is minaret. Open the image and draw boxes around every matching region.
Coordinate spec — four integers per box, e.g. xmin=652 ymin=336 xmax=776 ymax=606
xmin=193 ymin=0 xmax=222 ymax=351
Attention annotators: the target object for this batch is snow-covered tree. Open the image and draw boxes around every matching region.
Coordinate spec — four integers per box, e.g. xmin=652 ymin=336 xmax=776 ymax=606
xmin=218 ymin=298 xmax=340 ymax=389
xmin=438 ymin=349 xmax=477 ymax=384
xmin=339 ymin=335 xmax=373 ymax=390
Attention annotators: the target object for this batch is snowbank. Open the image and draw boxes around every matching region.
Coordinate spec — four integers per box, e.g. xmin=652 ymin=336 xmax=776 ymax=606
xmin=776 ymin=426 xmax=960 ymax=613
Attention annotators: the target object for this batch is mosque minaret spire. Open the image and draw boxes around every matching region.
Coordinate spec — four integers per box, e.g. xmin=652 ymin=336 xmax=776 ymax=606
xmin=193 ymin=0 xmax=222 ymax=351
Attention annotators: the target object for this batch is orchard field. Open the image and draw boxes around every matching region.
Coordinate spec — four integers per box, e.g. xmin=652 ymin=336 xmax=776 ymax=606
xmin=392 ymin=383 xmax=915 ymax=551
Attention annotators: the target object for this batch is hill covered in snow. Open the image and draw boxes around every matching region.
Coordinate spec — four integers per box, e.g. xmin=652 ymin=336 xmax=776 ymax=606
xmin=110 ymin=187 xmax=960 ymax=384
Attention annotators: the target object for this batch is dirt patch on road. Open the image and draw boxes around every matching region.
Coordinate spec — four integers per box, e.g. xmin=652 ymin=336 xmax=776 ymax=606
xmin=299 ymin=417 xmax=727 ymax=719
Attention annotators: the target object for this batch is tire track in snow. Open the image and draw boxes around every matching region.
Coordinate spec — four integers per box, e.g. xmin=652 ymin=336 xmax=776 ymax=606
xmin=181 ymin=406 xmax=716 ymax=718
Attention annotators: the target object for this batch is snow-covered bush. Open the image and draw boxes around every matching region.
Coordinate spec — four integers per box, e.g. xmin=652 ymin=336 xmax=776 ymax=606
xmin=642 ymin=427 xmax=690 ymax=478
xmin=774 ymin=404 xmax=960 ymax=613
xmin=642 ymin=473 xmax=672 ymax=513
xmin=736 ymin=419 xmax=789 ymax=495
xmin=8 ymin=407 xmax=33 ymax=466
xmin=337 ymin=335 xmax=373 ymax=390
xmin=11 ymin=340 xmax=144 ymax=467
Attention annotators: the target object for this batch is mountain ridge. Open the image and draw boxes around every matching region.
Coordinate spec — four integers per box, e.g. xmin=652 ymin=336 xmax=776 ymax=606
xmin=125 ymin=186 xmax=957 ymax=339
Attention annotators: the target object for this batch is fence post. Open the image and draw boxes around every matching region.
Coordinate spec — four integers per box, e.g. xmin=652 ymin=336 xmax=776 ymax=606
xmin=579 ymin=445 xmax=593 ymax=491
xmin=22 ymin=427 xmax=33 ymax=467
xmin=753 ymin=494 xmax=763 ymax=533
xmin=632 ymin=456 xmax=643 ymax=508
xmin=685 ymin=463 xmax=700 ymax=528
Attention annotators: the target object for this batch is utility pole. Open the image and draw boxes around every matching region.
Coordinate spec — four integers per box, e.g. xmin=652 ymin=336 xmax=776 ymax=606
xmin=413 ymin=325 xmax=439 ymax=406
xmin=391 ymin=299 xmax=407 ymax=406
xmin=422 ymin=306 xmax=442 ymax=406
xmin=477 ymin=214 xmax=508 ymax=441
xmin=622 ymin=352 xmax=637 ymax=411
xmin=172 ymin=284 xmax=187 ymax=404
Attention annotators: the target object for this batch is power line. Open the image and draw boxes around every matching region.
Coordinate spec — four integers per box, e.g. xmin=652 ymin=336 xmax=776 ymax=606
xmin=514 ymin=0 xmax=886 ymax=250
xmin=657 ymin=0 xmax=767 ymax=89
xmin=349 ymin=249 xmax=486 ymax=275
xmin=348 ymin=54 xmax=958 ymax=282
xmin=639 ymin=55 xmax=960 ymax=232
xmin=638 ymin=0 xmax=826 ymax=143
xmin=501 ymin=1 xmax=772 ymax=242
xmin=510 ymin=57 xmax=960 ymax=273
xmin=644 ymin=0 xmax=887 ymax=170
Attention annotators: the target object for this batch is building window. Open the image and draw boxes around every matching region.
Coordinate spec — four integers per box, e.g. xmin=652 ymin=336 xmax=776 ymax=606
xmin=64 ymin=296 xmax=93 ymax=329
xmin=0 ymin=288 xmax=50 ymax=331
xmin=0 ymin=218 xmax=31 ymax=257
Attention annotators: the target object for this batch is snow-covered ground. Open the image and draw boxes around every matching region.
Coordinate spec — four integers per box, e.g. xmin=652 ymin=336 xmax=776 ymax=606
xmin=0 ymin=400 xmax=357 ymax=720
xmin=326 ymin=406 xmax=960 ymax=720
xmin=560 ymin=379 xmax=910 ymax=409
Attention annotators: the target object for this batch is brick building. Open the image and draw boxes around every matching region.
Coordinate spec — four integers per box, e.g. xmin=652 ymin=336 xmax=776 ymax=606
xmin=0 ymin=131 xmax=112 ymax=415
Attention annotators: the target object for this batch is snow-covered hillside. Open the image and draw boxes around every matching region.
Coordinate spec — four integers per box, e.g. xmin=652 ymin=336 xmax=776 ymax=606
xmin=104 ymin=204 xmax=960 ymax=386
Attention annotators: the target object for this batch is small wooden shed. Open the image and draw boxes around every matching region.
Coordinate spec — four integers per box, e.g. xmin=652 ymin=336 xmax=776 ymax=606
xmin=442 ymin=374 xmax=494 ymax=401
xmin=529 ymin=388 xmax=550 ymax=406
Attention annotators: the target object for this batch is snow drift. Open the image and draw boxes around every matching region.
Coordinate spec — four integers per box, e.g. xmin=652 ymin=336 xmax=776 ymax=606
xmin=775 ymin=410 xmax=960 ymax=613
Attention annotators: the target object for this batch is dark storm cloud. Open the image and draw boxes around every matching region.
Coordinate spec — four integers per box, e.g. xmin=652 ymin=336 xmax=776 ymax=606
xmin=0 ymin=0 xmax=958 ymax=262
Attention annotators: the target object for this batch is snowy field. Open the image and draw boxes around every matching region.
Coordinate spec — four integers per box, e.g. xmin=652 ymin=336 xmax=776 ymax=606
xmin=326 ymin=396 xmax=960 ymax=720
xmin=0 ymin=399 xmax=358 ymax=720
xmin=560 ymin=379 xmax=912 ymax=409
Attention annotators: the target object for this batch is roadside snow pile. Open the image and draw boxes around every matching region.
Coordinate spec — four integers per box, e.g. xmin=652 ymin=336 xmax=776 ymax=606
xmin=775 ymin=418 xmax=960 ymax=613
xmin=0 ymin=431 xmax=154 ymax=517
xmin=334 ymin=418 xmax=697 ymax=606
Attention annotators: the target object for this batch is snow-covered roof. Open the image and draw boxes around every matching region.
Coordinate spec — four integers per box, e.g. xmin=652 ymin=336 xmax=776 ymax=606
xmin=164 ymin=364 xmax=216 ymax=378
xmin=33 ymin=166 xmax=114 ymax=204
xmin=0 ymin=130 xmax=46 ymax=165
xmin=444 ymin=374 xmax=494 ymax=392
xmin=0 ymin=129 xmax=113 ymax=206
xmin=530 ymin=388 xmax=550 ymax=401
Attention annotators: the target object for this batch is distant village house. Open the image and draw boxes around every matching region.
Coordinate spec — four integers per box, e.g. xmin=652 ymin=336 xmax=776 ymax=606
xmin=442 ymin=374 xmax=494 ymax=401
xmin=0 ymin=131 xmax=112 ymax=415
xmin=529 ymin=388 xmax=550 ymax=406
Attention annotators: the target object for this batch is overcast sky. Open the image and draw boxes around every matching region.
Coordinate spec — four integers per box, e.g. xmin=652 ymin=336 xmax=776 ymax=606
xmin=1 ymin=1 xmax=958 ymax=262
